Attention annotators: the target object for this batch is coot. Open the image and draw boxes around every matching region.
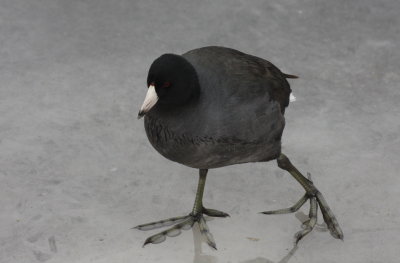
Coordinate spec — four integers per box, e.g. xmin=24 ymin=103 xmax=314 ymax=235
xmin=135 ymin=46 xmax=343 ymax=248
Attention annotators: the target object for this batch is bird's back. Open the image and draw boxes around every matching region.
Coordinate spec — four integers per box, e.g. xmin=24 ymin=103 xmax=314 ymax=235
xmin=183 ymin=46 xmax=292 ymax=113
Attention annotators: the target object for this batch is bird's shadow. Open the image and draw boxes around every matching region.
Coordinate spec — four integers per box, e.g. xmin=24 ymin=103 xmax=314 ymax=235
xmin=192 ymin=219 xmax=299 ymax=263
xmin=192 ymin=222 xmax=218 ymax=263
xmin=239 ymin=246 xmax=298 ymax=263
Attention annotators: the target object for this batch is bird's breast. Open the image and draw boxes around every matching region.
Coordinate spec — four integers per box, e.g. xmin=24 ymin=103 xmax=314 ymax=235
xmin=143 ymin=115 xmax=282 ymax=169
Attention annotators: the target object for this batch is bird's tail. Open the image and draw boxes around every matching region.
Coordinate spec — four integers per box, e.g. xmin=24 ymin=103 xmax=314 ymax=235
xmin=283 ymin=73 xmax=299 ymax=79
xmin=285 ymin=73 xmax=298 ymax=102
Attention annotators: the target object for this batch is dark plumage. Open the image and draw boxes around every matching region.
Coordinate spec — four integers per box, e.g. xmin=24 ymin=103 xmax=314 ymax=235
xmin=144 ymin=46 xmax=293 ymax=168
xmin=135 ymin=46 xmax=343 ymax=248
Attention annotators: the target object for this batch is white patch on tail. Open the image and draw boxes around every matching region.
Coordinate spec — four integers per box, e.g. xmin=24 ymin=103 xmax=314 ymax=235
xmin=290 ymin=93 xmax=296 ymax=102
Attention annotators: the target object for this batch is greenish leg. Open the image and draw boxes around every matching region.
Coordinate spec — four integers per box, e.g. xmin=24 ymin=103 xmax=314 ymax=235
xmin=261 ymin=194 xmax=308 ymax=215
xmin=134 ymin=169 xmax=229 ymax=249
xmin=262 ymin=153 xmax=343 ymax=243
xmin=191 ymin=169 xmax=207 ymax=215
xmin=295 ymin=192 xmax=318 ymax=244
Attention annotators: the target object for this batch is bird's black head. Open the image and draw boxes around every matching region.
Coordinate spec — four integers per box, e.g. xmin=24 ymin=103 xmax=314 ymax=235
xmin=138 ymin=54 xmax=200 ymax=118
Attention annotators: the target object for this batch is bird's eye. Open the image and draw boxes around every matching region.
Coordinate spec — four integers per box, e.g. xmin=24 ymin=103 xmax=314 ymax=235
xmin=161 ymin=81 xmax=171 ymax=88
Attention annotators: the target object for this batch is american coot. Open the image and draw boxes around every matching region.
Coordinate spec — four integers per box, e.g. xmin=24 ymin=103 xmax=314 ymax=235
xmin=135 ymin=46 xmax=343 ymax=248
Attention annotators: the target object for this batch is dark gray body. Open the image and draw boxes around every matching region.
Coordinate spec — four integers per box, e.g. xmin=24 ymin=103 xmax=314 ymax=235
xmin=144 ymin=46 xmax=291 ymax=169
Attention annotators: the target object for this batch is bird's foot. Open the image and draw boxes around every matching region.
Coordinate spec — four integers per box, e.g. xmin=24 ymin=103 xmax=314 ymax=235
xmin=134 ymin=207 xmax=229 ymax=249
xmin=261 ymin=174 xmax=343 ymax=244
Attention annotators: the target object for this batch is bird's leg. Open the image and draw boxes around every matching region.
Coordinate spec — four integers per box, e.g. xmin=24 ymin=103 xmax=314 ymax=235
xmin=261 ymin=153 xmax=343 ymax=244
xmin=134 ymin=169 xmax=229 ymax=249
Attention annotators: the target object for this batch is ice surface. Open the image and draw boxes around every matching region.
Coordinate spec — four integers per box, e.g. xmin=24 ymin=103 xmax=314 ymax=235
xmin=1 ymin=0 xmax=399 ymax=262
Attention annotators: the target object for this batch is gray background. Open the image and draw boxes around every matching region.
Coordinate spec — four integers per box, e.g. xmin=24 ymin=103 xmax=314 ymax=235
xmin=1 ymin=0 xmax=399 ymax=262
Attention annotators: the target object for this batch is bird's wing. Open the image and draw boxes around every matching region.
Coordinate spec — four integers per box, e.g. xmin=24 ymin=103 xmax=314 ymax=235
xmin=183 ymin=46 xmax=295 ymax=113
